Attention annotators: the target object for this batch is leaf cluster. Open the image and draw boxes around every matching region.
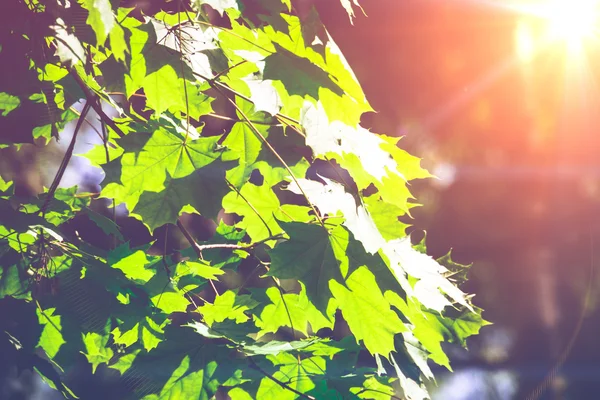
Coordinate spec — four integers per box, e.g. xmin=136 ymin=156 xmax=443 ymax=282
xmin=0 ymin=0 xmax=488 ymax=399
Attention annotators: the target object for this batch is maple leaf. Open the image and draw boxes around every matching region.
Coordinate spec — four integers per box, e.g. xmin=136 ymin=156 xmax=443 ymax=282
xmin=330 ymin=266 xmax=406 ymax=356
xmin=254 ymin=284 xmax=334 ymax=338
xmin=268 ymin=222 xmax=346 ymax=314
xmin=383 ymin=238 xmax=472 ymax=313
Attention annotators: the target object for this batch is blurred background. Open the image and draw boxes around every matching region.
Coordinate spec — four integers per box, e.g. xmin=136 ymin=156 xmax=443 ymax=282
xmin=319 ymin=0 xmax=600 ymax=398
xmin=3 ymin=0 xmax=600 ymax=399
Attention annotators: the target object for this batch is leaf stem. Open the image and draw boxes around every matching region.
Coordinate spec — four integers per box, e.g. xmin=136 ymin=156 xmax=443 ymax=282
xmin=218 ymin=88 xmax=326 ymax=228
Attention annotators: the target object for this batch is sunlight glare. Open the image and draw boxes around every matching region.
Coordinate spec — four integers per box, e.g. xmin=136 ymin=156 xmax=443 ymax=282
xmin=541 ymin=0 xmax=599 ymax=45
xmin=515 ymin=20 xmax=536 ymax=62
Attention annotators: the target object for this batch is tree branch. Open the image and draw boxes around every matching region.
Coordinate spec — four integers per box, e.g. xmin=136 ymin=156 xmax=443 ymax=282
xmin=69 ymin=69 xmax=126 ymax=138
xmin=176 ymin=219 xmax=284 ymax=256
xmin=206 ymin=113 xmax=283 ymax=126
xmin=41 ymin=102 xmax=91 ymax=215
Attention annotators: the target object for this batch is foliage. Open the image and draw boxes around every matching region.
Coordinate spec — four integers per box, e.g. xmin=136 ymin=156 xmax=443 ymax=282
xmin=0 ymin=0 xmax=488 ymax=398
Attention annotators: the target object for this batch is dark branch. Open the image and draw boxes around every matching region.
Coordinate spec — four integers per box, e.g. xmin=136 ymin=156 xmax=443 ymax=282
xmin=41 ymin=102 xmax=91 ymax=215
xmin=70 ymin=69 xmax=126 ymax=138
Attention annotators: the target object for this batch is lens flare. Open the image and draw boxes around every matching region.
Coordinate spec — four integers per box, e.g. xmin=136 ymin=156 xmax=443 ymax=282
xmin=541 ymin=0 xmax=599 ymax=45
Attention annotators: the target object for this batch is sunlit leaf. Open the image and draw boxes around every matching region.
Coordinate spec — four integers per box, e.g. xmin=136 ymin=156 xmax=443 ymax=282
xmin=268 ymin=222 xmax=345 ymax=313
xmin=0 ymin=93 xmax=20 ymax=116
xmin=330 ymin=266 xmax=406 ymax=356
xmin=80 ymin=0 xmax=115 ymax=45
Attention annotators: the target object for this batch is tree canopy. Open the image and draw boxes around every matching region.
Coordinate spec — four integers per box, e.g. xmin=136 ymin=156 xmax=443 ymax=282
xmin=0 ymin=0 xmax=488 ymax=398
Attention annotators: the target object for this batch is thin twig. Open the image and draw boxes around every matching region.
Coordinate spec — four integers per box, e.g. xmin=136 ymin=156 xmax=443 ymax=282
xmin=70 ymin=69 xmax=126 ymax=138
xmin=275 ymin=113 xmax=301 ymax=126
xmin=272 ymin=278 xmax=296 ymax=340
xmin=177 ymin=219 xmax=284 ymax=254
xmin=193 ymin=72 xmax=300 ymax=129
xmin=276 ymin=116 xmax=306 ymax=137
xmin=177 ymin=219 xmax=202 ymax=258
xmin=213 ymin=59 xmax=248 ymax=80
xmin=41 ymin=102 xmax=91 ymax=215
xmin=206 ymin=113 xmax=283 ymax=126
xmin=176 ymin=218 xmax=220 ymax=296
xmin=190 ymin=73 xmax=319 ymax=223
xmin=216 ymin=86 xmax=326 ymax=228
xmin=225 ymin=179 xmax=274 ymax=237
xmin=176 ymin=9 xmax=191 ymax=142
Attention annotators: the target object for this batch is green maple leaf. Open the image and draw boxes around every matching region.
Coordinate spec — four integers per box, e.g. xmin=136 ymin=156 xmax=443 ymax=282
xmin=228 ymin=387 xmax=253 ymax=400
xmin=109 ymin=22 xmax=128 ymax=62
xmin=108 ymin=349 xmax=141 ymax=375
xmin=112 ymin=314 xmax=167 ymax=352
xmin=79 ymin=0 xmax=115 ymax=45
xmin=223 ymin=182 xmax=311 ymax=242
xmin=36 ymin=307 xmax=66 ymax=359
xmin=0 ymin=93 xmax=20 ymax=116
xmin=221 ymin=102 xmax=309 ymax=188
xmin=198 ymin=290 xmax=257 ymax=326
xmin=363 ymin=195 xmax=409 ymax=241
xmin=330 ymin=266 xmax=406 ymax=356
xmin=109 ymin=246 xmax=154 ymax=283
xmin=268 ymin=222 xmax=345 ymax=313
xmin=382 ymin=238 xmax=472 ymax=312
xmin=301 ymin=102 xmax=431 ymax=213
xmin=222 ymin=182 xmax=280 ymax=242
xmin=141 ymin=355 xmax=217 ymax=400
xmin=385 ymin=292 xmax=450 ymax=369
xmin=103 ymin=120 xmax=220 ymax=200
xmin=195 ymin=0 xmax=240 ymax=16
xmin=0 ymin=263 xmax=28 ymax=299
xmin=101 ymin=119 xmax=227 ymax=230
xmin=84 ymin=208 xmax=124 ymax=242
xmin=254 ymin=285 xmax=334 ymax=338
xmin=52 ymin=19 xmax=85 ymax=66
xmin=175 ymin=260 xmax=224 ymax=292
xmin=143 ymin=65 xmax=182 ymax=115
xmin=143 ymin=67 xmax=213 ymax=117
xmin=256 ymin=353 xmax=326 ymax=400
xmin=0 ymin=175 xmax=12 ymax=192
xmin=222 ymin=121 xmax=265 ymax=188
xmin=438 ymin=306 xmax=491 ymax=347
xmin=124 ymin=326 xmax=242 ymax=399
xmin=131 ymin=162 xmax=227 ymax=230
xmin=263 ymin=46 xmax=343 ymax=100
xmin=350 ymin=376 xmax=396 ymax=400
xmin=287 ymin=177 xmax=385 ymax=254
xmin=150 ymin=291 xmax=190 ymax=315
xmin=82 ymin=324 xmax=114 ymax=373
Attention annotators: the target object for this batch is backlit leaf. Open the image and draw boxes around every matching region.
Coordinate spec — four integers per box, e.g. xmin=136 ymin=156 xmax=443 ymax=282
xmin=330 ymin=266 xmax=406 ymax=356
xmin=268 ymin=222 xmax=345 ymax=313
xmin=80 ymin=0 xmax=115 ymax=45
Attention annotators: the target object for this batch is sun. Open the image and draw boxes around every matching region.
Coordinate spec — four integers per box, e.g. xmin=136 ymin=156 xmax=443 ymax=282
xmin=539 ymin=0 xmax=600 ymax=45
